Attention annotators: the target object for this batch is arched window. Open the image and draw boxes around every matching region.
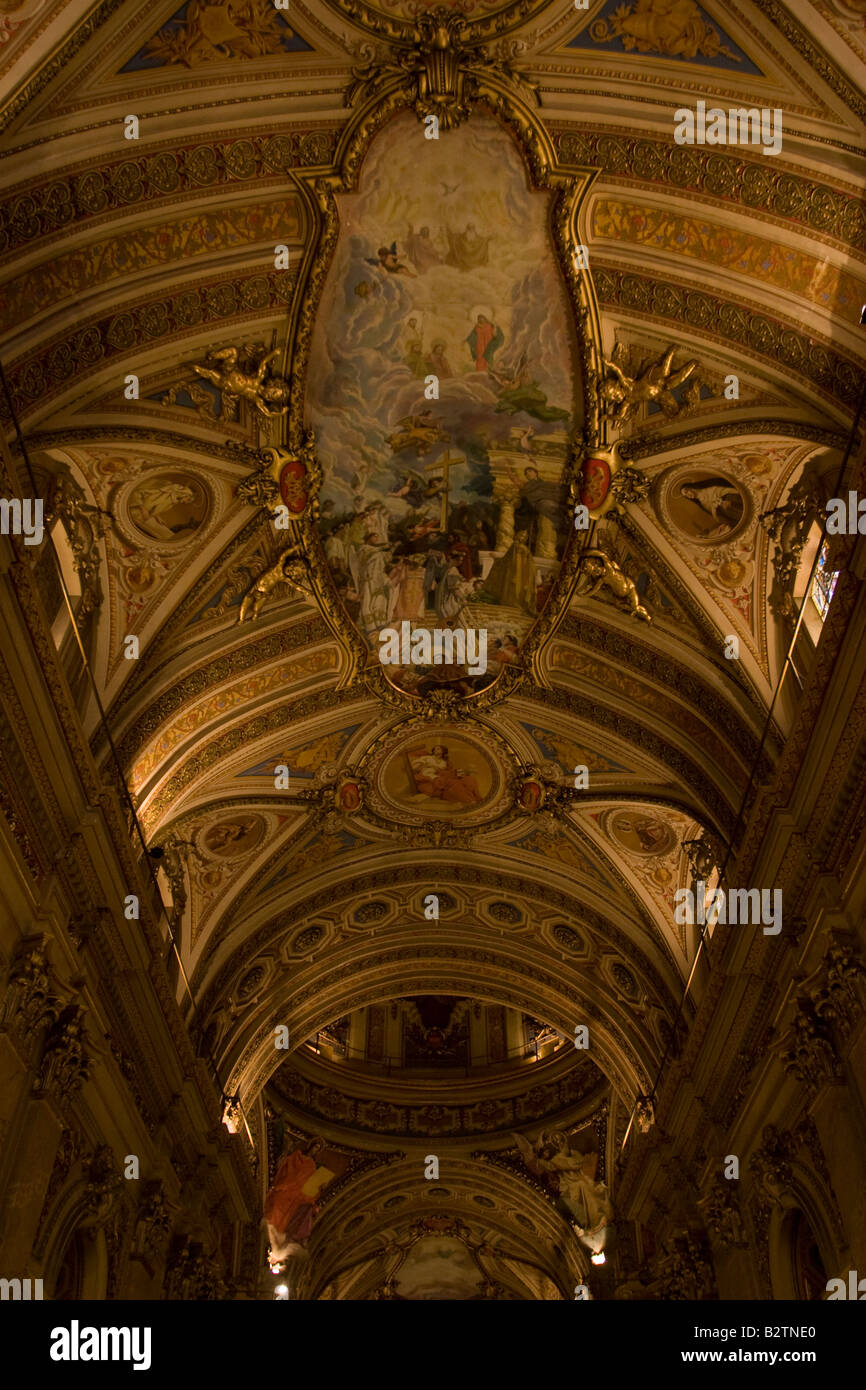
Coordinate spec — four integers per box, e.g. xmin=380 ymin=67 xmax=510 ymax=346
xmin=792 ymin=524 xmax=839 ymax=650
xmin=810 ymin=539 xmax=839 ymax=621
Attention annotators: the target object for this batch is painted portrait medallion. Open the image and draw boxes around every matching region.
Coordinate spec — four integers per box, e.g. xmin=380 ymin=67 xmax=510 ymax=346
xmin=399 ymin=737 xmax=493 ymax=810
xmin=203 ymin=814 xmax=265 ymax=859
xmin=664 ymin=470 xmax=748 ymax=544
xmin=608 ymin=810 xmax=677 ymax=857
xmin=366 ymin=723 xmax=507 ymax=824
xmin=127 ymin=471 xmax=209 ymax=544
xmin=307 ymin=114 xmax=582 ymax=698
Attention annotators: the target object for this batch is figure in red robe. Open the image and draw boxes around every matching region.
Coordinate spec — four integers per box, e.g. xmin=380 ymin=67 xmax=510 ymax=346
xmin=263 ymin=1137 xmax=329 ymax=1263
xmin=466 ymin=314 xmax=504 ymax=373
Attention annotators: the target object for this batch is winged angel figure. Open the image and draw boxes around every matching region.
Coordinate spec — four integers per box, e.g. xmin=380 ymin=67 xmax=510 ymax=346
xmin=193 ymin=346 xmax=290 ymax=419
xmin=512 ymin=1130 xmax=613 ymax=1238
xmin=600 ymin=344 xmax=698 ymax=424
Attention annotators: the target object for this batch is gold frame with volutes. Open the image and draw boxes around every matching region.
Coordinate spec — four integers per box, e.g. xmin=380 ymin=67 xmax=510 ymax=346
xmin=243 ymin=35 xmax=606 ymax=714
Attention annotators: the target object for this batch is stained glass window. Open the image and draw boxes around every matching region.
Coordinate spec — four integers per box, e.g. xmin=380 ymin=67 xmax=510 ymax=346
xmin=811 ymin=539 xmax=839 ymax=621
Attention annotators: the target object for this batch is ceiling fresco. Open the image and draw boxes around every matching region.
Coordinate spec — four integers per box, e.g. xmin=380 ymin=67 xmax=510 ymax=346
xmin=0 ymin=0 xmax=862 ymax=1302
xmin=307 ymin=112 xmax=580 ymax=697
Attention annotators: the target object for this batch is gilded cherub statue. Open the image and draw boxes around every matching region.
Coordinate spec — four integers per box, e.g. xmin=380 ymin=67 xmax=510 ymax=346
xmin=576 ymin=547 xmax=652 ymax=622
xmin=601 ymin=344 xmax=698 ymax=424
xmin=193 ymin=346 xmax=290 ymax=418
xmin=237 ymin=544 xmax=310 ymax=624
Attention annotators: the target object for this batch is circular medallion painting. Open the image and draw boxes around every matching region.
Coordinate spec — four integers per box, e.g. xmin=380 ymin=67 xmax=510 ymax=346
xmin=663 ymin=470 xmax=749 ymax=545
xmin=608 ymin=810 xmax=677 ymax=858
xmin=391 ymin=736 xmax=494 ymax=810
xmin=366 ymin=725 xmax=507 ymax=825
xmin=126 ymin=472 xmax=209 ymax=544
xmin=202 ymin=815 xmax=265 ymax=859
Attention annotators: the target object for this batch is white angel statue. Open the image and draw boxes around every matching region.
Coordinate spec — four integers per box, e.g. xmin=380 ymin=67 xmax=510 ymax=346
xmin=512 ymin=1129 xmax=613 ymax=1237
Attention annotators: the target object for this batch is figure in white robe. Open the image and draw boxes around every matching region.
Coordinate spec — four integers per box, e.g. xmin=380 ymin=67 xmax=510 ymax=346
xmin=357 ymin=540 xmax=389 ymax=631
xmin=513 ymin=1129 xmax=613 ymax=1237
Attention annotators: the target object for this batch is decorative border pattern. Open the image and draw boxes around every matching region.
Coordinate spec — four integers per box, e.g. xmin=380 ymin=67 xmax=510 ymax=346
xmin=551 ymin=128 xmax=866 ymax=253
xmin=751 ymin=0 xmax=866 ymax=124
xmin=0 ymin=129 xmax=338 ymax=260
xmin=320 ymin=0 xmax=550 ymax=44
xmin=5 ymin=267 xmax=296 ymax=416
xmin=592 ymin=265 xmax=863 ymax=408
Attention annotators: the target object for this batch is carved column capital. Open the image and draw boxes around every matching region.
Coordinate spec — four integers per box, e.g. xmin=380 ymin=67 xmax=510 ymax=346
xmin=34 ymin=1003 xmax=92 ymax=1105
xmin=780 ymin=997 xmax=842 ymax=1090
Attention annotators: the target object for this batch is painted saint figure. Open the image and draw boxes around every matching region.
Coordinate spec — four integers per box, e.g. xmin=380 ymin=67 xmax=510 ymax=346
xmin=479 ymin=529 xmax=536 ymax=614
xmin=262 ymin=1136 xmax=334 ymax=1265
xmin=387 ymin=554 xmax=426 ymax=621
xmin=466 ymin=314 xmax=504 ymax=373
xmin=407 ymin=743 xmax=481 ymax=804
xmin=512 ymin=1129 xmax=613 ymax=1240
xmin=405 ymin=224 xmax=443 ymax=273
xmin=445 ymin=223 xmax=493 ymax=270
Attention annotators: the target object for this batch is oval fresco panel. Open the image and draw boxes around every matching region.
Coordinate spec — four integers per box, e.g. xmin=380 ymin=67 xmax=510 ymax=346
xmin=365 ymin=721 xmax=508 ymax=825
xmin=662 ymin=469 xmax=749 ymax=545
xmin=126 ymin=471 xmax=209 ymax=545
xmin=382 ymin=733 xmax=496 ymax=814
xmin=202 ymin=814 xmax=265 ymax=859
xmin=608 ymin=810 xmax=677 ymax=858
xmin=308 ymin=113 xmax=582 ymax=697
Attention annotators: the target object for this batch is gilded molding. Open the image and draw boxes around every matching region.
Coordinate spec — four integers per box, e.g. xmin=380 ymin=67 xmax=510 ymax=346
xmin=751 ymin=0 xmax=866 ymax=124
xmin=551 ymin=129 xmax=866 ymax=253
xmin=327 ymin=0 xmax=549 ymax=44
xmin=618 ymin=421 xmax=849 ymax=462
xmin=592 ymin=265 xmax=863 ymax=409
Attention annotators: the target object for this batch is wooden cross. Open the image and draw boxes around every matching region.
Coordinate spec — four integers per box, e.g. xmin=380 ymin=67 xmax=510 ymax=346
xmin=425 ymin=449 xmax=464 ymax=531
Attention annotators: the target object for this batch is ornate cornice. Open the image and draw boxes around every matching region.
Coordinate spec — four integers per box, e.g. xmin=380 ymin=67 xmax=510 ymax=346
xmin=268 ymin=1049 xmax=604 ymax=1140
xmin=551 ymin=128 xmax=866 ymax=254
xmin=5 ymin=267 xmax=297 ymax=419
xmin=619 ymin=420 xmax=849 ymax=462
xmin=0 ymin=0 xmax=126 ymax=135
xmin=592 ymin=265 xmax=863 ymax=410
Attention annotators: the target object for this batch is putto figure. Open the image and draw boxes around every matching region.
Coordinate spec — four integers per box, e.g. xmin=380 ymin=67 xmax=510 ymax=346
xmin=237 ymin=544 xmax=310 ymax=623
xmin=193 ymin=345 xmax=290 ymax=418
xmin=600 ymin=344 xmax=698 ymax=423
xmin=576 ymin=548 xmax=652 ymax=622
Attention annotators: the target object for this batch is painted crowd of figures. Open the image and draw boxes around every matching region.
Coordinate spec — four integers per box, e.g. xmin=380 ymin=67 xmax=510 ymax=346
xmin=309 ymin=117 xmax=578 ymax=691
xmin=321 ymin=457 xmax=566 ymax=641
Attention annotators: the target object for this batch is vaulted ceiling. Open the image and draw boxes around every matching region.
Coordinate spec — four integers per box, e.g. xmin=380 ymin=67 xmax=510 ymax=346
xmin=1 ymin=0 xmax=863 ymax=1295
